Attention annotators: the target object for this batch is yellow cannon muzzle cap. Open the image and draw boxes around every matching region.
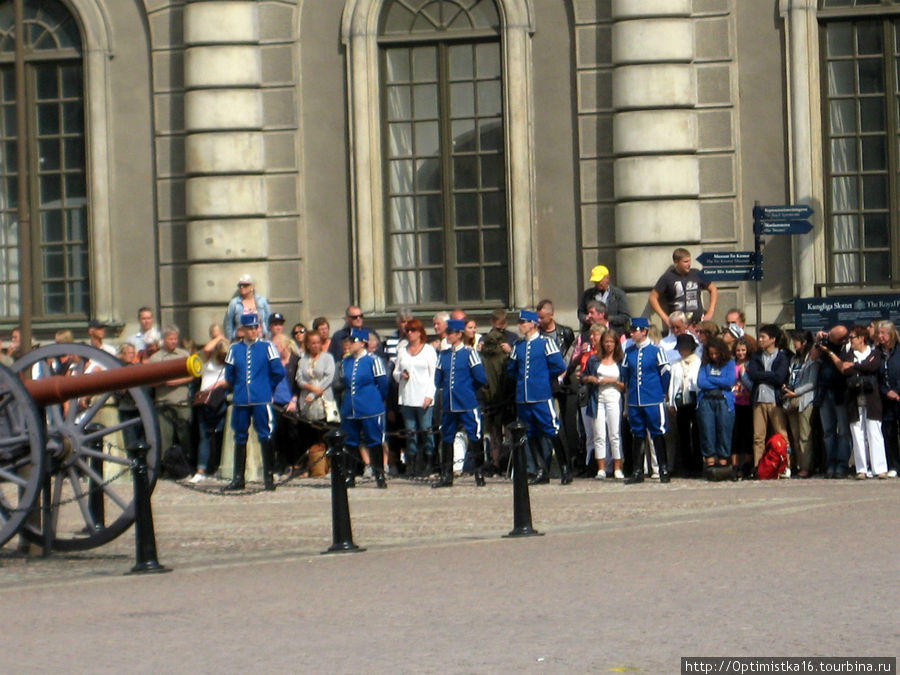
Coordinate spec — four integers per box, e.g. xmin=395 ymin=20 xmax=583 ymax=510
xmin=186 ymin=354 xmax=203 ymax=378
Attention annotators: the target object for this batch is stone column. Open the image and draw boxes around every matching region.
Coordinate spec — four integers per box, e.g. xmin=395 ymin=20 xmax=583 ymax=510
xmin=183 ymin=1 xmax=266 ymax=339
xmin=781 ymin=0 xmax=824 ymax=298
xmin=611 ymin=0 xmax=699 ymax=308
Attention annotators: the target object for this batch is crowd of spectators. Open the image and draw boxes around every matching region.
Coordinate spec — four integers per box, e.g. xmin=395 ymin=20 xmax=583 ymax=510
xmin=3 ymin=258 xmax=898 ymax=487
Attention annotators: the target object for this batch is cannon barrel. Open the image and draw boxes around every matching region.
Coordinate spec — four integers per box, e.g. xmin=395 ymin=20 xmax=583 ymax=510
xmin=24 ymin=354 xmax=204 ymax=407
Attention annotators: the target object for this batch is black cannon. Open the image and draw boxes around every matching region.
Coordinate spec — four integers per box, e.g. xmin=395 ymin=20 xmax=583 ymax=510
xmin=0 ymin=343 xmax=201 ymax=552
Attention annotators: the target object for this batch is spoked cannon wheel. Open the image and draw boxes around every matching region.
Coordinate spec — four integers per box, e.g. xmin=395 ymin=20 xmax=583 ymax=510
xmin=0 ymin=363 xmax=46 ymax=549
xmin=12 ymin=343 xmax=161 ymax=551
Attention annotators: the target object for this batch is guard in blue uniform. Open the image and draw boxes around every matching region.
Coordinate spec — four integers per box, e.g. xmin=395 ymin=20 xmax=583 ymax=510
xmin=507 ymin=310 xmax=573 ymax=484
xmin=621 ymin=316 xmax=672 ymax=484
xmin=432 ymin=319 xmax=488 ymax=488
xmin=223 ymin=313 xmax=286 ymax=491
xmin=339 ymin=328 xmax=390 ymax=488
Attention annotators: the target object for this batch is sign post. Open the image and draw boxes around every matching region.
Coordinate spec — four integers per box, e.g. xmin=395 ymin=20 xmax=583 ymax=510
xmin=750 ymin=202 xmax=815 ymax=329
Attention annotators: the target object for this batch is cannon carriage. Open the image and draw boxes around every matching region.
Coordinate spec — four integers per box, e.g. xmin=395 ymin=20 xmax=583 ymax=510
xmin=0 ymin=344 xmax=201 ymax=552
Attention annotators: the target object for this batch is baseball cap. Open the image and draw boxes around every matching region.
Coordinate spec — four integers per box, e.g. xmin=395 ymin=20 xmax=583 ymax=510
xmin=590 ymin=265 xmax=610 ymax=283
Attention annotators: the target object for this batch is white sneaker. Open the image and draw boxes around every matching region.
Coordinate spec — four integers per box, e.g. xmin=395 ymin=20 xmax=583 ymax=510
xmin=779 ymin=467 xmax=791 ymax=479
xmin=888 ymin=470 xmax=898 ymax=478
xmin=594 ymin=470 xmax=606 ymax=480
xmin=363 ymin=465 xmax=374 ymax=478
xmin=189 ymin=473 xmax=206 ymax=484
xmin=614 ymin=469 xmax=625 ymax=479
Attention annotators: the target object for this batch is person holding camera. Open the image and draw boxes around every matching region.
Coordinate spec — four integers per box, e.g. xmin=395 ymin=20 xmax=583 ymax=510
xmin=820 ymin=325 xmax=887 ymax=479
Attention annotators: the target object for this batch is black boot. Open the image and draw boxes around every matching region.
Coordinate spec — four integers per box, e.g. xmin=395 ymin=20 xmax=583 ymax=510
xmin=422 ymin=453 xmax=434 ymax=477
xmin=406 ymin=453 xmax=418 ymax=479
xmin=528 ymin=438 xmax=550 ymax=484
xmin=653 ymin=435 xmax=670 ymax=483
xmin=431 ymin=441 xmax=454 ymax=488
xmin=469 ymin=439 xmax=486 ymax=487
xmin=223 ymin=442 xmax=246 ymax=491
xmin=261 ymin=440 xmax=276 ymax=490
xmin=371 ymin=444 xmax=387 ymax=489
xmin=550 ymin=435 xmax=573 ymax=485
xmin=623 ymin=437 xmax=644 ymax=485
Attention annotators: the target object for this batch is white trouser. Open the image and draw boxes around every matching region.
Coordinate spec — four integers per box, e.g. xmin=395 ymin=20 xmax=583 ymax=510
xmin=592 ymin=397 xmax=622 ymax=461
xmin=850 ymin=407 xmax=887 ymax=475
xmin=580 ymin=406 xmax=596 ymax=465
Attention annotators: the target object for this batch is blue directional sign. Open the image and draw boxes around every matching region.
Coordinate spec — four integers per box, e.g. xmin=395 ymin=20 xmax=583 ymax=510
xmin=700 ymin=267 xmax=762 ymax=282
xmin=754 ymin=219 xmax=813 ymax=236
xmin=696 ymin=251 xmax=760 ymax=267
xmin=753 ymin=204 xmax=813 ymax=221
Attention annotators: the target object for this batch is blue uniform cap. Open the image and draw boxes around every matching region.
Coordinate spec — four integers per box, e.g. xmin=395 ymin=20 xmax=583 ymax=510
xmin=446 ymin=319 xmax=466 ymax=333
xmin=518 ymin=310 xmax=539 ymax=324
xmin=241 ymin=313 xmax=260 ymax=327
xmin=350 ymin=327 xmax=370 ymax=342
xmin=630 ymin=316 xmax=650 ymax=330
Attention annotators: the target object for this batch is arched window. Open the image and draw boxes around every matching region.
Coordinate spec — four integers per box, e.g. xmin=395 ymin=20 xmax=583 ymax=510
xmin=380 ymin=0 xmax=507 ymax=307
xmin=0 ymin=0 xmax=88 ymax=318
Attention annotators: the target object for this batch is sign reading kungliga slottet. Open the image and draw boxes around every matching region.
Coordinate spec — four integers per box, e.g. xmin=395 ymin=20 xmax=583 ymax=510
xmin=795 ymin=294 xmax=900 ymax=332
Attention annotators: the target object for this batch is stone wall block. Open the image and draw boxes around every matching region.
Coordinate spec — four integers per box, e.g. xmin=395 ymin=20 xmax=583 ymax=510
xmin=614 ymin=156 xmax=699 ymax=199
xmin=613 ymin=110 xmax=697 ymax=155
xmin=617 ymin=247 xmax=679 ymax=289
xmin=184 ymin=1 xmax=259 ymax=45
xmin=186 ymin=175 xmax=266 ymax=218
xmin=185 ymin=46 xmax=261 ymax=88
xmin=187 ymin=218 xmax=269 ymax=261
xmin=613 ymin=64 xmax=696 ymax=108
xmin=612 ymin=19 xmax=694 ymax=64
xmin=611 ymin=0 xmax=691 ymax=19
xmin=186 ymin=132 xmax=264 ymax=174
xmin=614 ymin=200 xmax=701 ymax=245
xmin=188 ymin=262 xmax=270 ymax=306
xmin=185 ymin=90 xmax=263 ymax=131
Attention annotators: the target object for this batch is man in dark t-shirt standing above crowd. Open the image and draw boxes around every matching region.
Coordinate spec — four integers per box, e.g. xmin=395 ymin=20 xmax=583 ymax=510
xmin=649 ymin=247 xmax=718 ymax=327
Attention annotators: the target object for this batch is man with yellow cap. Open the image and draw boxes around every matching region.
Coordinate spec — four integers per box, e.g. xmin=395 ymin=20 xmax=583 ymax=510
xmin=578 ymin=264 xmax=631 ymax=335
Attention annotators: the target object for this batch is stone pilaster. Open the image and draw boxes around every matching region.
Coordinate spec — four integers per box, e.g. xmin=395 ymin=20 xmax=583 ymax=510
xmin=611 ymin=0 xmax=699 ymax=296
xmin=183 ymin=1 xmax=266 ymax=338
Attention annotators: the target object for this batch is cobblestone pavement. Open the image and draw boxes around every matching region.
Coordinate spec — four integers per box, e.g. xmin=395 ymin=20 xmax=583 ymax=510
xmin=2 ymin=475 xmax=897 ymax=673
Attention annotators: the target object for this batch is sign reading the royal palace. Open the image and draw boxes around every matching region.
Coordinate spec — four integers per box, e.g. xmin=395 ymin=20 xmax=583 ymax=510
xmin=795 ymin=294 xmax=900 ymax=332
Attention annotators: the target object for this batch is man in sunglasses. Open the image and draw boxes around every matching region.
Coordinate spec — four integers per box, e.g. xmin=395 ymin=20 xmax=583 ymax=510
xmin=329 ymin=305 xmax=380 ymax=363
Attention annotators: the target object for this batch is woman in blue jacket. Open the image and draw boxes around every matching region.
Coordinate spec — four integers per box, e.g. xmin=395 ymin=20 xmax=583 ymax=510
xmin=696 ymin=336 xmax=737 ymax=479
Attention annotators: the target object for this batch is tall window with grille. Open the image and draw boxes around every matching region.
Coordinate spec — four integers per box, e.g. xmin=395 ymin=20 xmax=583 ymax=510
xmin=379 ymin=0 xmax=508 ymax=308
xmin=0 ymin=0 xmax=88 ymax=319
xmin=821 ymin=0 xmax=900 ymax=286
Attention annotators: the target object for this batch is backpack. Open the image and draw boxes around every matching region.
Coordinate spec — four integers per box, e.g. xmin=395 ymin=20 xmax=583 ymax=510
xmin=756 ymin=433 xmax=788 ymax=480
xmin=161 ymin=444 xmax=192 ymax=480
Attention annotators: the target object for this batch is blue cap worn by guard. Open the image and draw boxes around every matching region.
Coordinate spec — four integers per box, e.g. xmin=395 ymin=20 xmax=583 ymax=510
xmin=631 ymin=316 xmax=650 ymax=329
xmin=350 ymin=327 xmax=369 ymax=342
xmin=518 ymin=310 xmax=539 ymax=323
xmin=446 ymin=319 xmax=466 ymax=333
xmin=241 ymin=313 xmax=260 ymax=327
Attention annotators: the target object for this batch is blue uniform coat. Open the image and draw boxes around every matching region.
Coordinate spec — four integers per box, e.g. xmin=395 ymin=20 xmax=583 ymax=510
xmin=507 ymin=333 xmax=567 ymax=403
xmin=225 ymin=339 xmax=285 ymax=405
xmin=340 ymin=352 xmax=389 ymax=419
xmin=435 ymin=344 xmax=487 ymax=412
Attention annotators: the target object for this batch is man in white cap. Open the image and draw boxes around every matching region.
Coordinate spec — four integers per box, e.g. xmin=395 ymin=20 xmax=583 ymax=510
xmin=577 ymin=264 xmax=630 ymax=335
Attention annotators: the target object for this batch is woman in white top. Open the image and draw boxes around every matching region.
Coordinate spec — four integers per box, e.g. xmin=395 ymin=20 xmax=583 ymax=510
xmin=190 ymin=324 xmax=229 ymax=483
xmin=583 ymin=328 xmax=625 ymax=479
xmin=393 ymin=319 xmax=437 ymax=477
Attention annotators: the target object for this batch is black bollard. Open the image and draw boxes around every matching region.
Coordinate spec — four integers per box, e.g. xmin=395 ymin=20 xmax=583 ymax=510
xmin=504 ymin=421 xmax=543 ymax=538
xmin=321 ymin=430 xmax=365 ymax=554
xmin=126 ymin=441 xmax=170 ymax=574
